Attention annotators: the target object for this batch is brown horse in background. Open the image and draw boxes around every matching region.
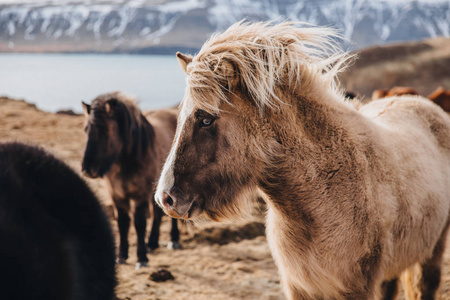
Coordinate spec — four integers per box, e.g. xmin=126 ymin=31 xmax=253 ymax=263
xmin=428 ymin=87 xmax=450 ymax=112
xmin=155 ymin=22 xmax=450 ymax=299
xmin=82 ymin=92 xmax=180 ymax=268
xmin=372 ymin=86 xmax=419 ymax=100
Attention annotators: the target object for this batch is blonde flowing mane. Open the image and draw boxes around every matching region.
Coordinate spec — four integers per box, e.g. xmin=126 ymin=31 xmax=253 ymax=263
xmin=185 ymin=21 xmax=353 ymax=114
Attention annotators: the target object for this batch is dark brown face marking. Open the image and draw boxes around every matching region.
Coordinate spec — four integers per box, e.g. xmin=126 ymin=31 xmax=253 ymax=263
xmin=170 ymin=110 xmax=221 ymax=205
xmin=175 ymin=110 xmax=219 ymax=174
xmin=82 ymin=101 xmax=120 ymax=178
xmin=161 ymin=99 xmax=259 ymax=221
xmin=195 ymin=109 xmax=217 ymax=128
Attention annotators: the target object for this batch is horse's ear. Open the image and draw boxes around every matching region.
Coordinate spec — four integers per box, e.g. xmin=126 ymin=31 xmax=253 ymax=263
xmin=176 ymin=52 xmax=193 ymax=74
xmin=105 ymin=102 xmax=111 ymax=114
xmin=105 ymin=97 xmax=120 ymax=115
xmin=82 ymin=101 xmax=91 ymax=117
xmin=372 ymin=89 xmax=388 ymax=100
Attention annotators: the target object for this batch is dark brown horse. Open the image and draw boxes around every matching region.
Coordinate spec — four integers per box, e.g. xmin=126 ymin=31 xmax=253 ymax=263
xmin=0 ymin=142 xmax=116 ymax=300
xmin=82 ymin=92 xmax=180 ymax=268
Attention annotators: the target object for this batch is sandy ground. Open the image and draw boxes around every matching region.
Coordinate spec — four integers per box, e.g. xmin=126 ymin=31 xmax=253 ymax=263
xmin=1 ymin=96 xmax=450 ymax=300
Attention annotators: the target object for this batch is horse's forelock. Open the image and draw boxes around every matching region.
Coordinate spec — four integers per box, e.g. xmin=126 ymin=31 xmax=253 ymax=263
xmin=91 ymin=93 xmax=153 ymax=160
xmin=186 ymin=21 xmax=354 ymax=114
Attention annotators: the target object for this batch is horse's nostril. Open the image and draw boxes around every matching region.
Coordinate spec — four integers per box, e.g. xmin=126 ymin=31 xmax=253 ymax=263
xmin=162 ymin=193 xmax=174 ymax=208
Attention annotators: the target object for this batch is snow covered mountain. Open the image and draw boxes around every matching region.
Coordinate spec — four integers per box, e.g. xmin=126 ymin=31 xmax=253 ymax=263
xmin=0 ymin=0 xmax=449 ymax=53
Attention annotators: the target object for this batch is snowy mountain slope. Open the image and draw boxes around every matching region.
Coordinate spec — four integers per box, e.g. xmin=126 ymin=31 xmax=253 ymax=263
xmin=0 ymin=0 xmax=449 ymax=53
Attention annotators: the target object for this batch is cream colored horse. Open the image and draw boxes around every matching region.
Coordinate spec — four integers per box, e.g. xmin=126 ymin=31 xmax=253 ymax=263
xmin=155 ymin=21 xmax=450 ymax=299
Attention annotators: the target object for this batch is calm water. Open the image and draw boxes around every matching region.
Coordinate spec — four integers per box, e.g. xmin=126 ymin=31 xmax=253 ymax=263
xmin=0 ymin=54 xmax=186 ymax=113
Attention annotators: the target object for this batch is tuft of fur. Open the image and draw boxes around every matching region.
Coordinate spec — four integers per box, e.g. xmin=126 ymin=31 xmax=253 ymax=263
xmin=185 ymin=21 xmax=354 ymax=114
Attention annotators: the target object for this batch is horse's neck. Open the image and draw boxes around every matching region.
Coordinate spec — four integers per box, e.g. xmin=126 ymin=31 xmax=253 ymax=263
xmin=259 ymin=88 xmax=372 ymax=218
xmin=119 ymin=114 xmax=155 ymax=172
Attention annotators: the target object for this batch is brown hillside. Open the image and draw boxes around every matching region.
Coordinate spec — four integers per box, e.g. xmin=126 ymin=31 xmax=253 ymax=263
xmin=340 ymin=37 xmax=450 ymax=100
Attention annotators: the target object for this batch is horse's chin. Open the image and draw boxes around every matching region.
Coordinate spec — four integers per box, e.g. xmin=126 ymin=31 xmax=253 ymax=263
xmin=164 ymin=209 xmax=185 ymax=219
xmin=81 ymin=160 xmax=112 ymax=178
xmin=202 ymin=197 xmax=253 ymax=222
xmin=162 ymin=201 xmax=203 ymax=220
xmin=82 ymin=168 xmax=108 ymax=179
xmin=82 ymin=168 xmax=100 ymax=179
xmin=95 ymin=162 xmax=114 ymax=178
xmin=185 ymin=206 xmax=202 ymax=220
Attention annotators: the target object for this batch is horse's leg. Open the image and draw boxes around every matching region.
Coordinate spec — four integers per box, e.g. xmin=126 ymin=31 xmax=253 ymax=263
xmin=401 ymin=264 xmax=421 ymax=300
xmin=115 ymin=199 xmax=130 ymax=264
xmin=417 ymin=225 xmax=448 ymax=300
xmin=148 ymin=200 xmax=162 ymax=252
xmin=134 ymin=200 xmax=149 ymax=268
xmin=402 ymin=225 xmax=449 ymax=300
xmin=380 ymin=278 xmax=398 ymax=300
xmin=169 ymin=217 xmax=181 ymax=250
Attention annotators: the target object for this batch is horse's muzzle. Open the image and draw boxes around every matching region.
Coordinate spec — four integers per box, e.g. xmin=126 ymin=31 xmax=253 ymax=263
xmin=81 ymin=167 xmax=99 ymax=179
xmin=160 ymin=192 xmax=192 ymax=219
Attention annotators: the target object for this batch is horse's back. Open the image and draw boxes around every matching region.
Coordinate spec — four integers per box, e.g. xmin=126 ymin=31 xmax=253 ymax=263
xmin=0 ymin=142 xmax=116 ymax=300
xmin=361 ymin=95 xmax=450 ymax=205
xmin=144 ymin=107 xmax=178 ymax=154
xmin=144 ymin=107 xmax=178 ymax=133
xmin=361 ymin=95 xmax=450 ymax=151
xmin=360 ymin=96 xmax=450 ymax=276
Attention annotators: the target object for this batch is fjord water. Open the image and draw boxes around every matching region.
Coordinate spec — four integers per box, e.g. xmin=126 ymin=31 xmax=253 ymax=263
xmin=0 ymin=54 xmax=186 ymax=113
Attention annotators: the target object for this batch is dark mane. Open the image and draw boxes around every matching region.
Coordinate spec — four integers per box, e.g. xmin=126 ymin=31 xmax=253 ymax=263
xmin=93 ymin=92 xmax=155 ymax=168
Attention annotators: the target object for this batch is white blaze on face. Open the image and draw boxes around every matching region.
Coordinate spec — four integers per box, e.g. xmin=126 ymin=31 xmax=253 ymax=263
xmin=155 ymin=98 xmax=195 ymax=207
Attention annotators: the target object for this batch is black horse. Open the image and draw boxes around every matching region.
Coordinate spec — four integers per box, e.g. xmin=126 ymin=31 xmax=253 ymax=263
xmin=82 ymin=92 xmax=180 ymax=268
xmin=0 ymin=142 xmax=116 ymax=300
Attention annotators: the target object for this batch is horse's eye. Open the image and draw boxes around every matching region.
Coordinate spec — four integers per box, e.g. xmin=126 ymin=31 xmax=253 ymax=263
xmin=200 ymin=118 xmax=214 ymax=127
xmin=195 ymin=109 xmax=216 ymax=128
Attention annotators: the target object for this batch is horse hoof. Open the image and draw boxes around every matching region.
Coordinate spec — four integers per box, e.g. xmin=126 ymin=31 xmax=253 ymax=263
xmin=167 ymin=241 xmax=182 ymax=250
xmin=147 ymin=245 xmax=159 ymax=253
xmin=135 ymin=262 xmax=148 ymax=270
xmin=117 ymin=258 xmax=127 ymax=265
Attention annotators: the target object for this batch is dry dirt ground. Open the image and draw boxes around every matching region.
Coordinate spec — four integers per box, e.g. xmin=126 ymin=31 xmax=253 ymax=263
xmin=1 ymin=96 xmax=450 ymax=300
